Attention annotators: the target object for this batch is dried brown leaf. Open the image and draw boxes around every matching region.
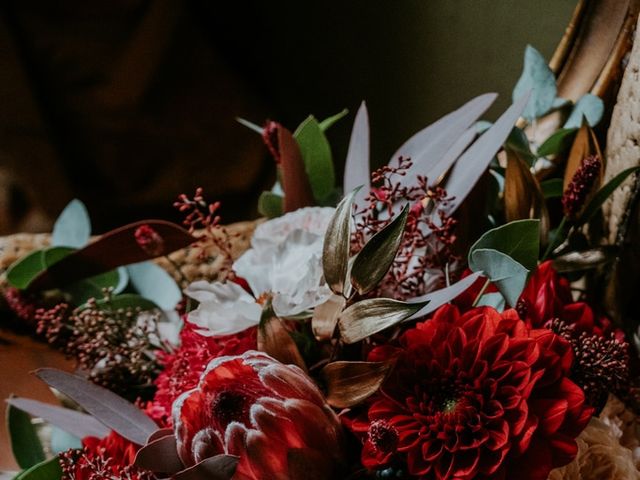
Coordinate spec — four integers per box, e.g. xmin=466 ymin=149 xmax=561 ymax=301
xmin=563 ymin=122 xmax=603 ymax=192
xmin=258 ymin=314 xmax=307 ymax=372
xmin=321 ymin=360 xmax=394 ymax=408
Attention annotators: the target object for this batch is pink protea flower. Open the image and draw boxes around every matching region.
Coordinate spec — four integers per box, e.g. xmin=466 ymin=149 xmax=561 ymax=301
xmin=173 ymin=351 xmax=346 ymax=479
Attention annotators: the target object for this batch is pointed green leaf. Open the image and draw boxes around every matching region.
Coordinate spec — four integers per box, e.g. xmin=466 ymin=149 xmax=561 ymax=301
xmin=323 ymin=188 xmax=360 ymax=295
xmin=468 ymin=219 xmax=540 ymax=272
xmin=541 ymin=178 xmax=564 ymax=198
xmin=52 ymin=199 xmax=91 ymax=248
xmin=66 ymin=267 xmax=127 ymax=305
xmin=257 ymin=191 xmax=284 ymax=218
xmin=350 ymin=205 xmax=409 ymax=295
xmin=294 ymin=115 xmax=335 ymax=201
xmin=537 ymin=128 xmax=577 ymax=157
xmin=470 ymin=248 xmax=529 ymax=307
xmin=92 ymin=293 xmax=160 ymax=312
xmin=319 ymin=109 xmax=349 ymax=131
xmin=6 ymin=250 xmax=46 ymax=289
xmin=513 ymin=45 xmax=557 ymax=121
xmin=339 ymin=297 xmax=427 ymax=344
xmin=14 ymin=457 xmax=62 ymax=480
xmin=7 ymin=402 xmax=46 ymax=469
xmin=577 ymin=167 xmax=640 ymax=225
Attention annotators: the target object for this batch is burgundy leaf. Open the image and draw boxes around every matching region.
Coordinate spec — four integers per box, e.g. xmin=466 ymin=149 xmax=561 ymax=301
xmin=146 ymin=428 xmax=174 ymax=443
xmin=5 ymin=397 xmax=109 ymax=439
xmin=343 ymin=101 xmax=370 ymax=205
xmin=173 ymin=455 xmax=239 ymax=480
xmin=278 ymin=124 xmax=315 ymax=212
xmin=28 ymin=220 xmax=195 ymax=291
xmin=134 ymin=435 xmax=183 ymax=474
xmin=34 ymin=368 xmax=156 ymax=445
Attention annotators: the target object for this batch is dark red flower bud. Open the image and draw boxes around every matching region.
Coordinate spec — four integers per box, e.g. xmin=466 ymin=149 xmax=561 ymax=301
xmin=134 ymin=224 xmax=165 ymax=257
xmin=562 ymin=155 xmax=601 ymax=219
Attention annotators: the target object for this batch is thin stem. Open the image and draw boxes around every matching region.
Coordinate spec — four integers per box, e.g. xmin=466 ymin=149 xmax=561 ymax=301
xmin=542 ymin=216 xmax=568 ymax=261
xmin=472 ymin=278 xmax=491 ymax=307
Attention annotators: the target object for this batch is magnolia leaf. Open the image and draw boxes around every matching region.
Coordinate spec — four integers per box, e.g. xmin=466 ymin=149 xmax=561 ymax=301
xmin=339 ymin=298 xmax=427 ymax=344
xmin=257 ymin=191 xmax=284 ymax=218
xmin=52 ymin=199 xmax=91 ymax=248
xmin=27 ymin=220 xmax=195 ymax=292
xmin=563 ymin=122 xmax=602 ymax=192
xmin=564 ymin=94 xmax=605 ymax=129
xmin=350 ymin=205 xmax=409 ymax=295
xmin=134 ymin=435 xmax=183 ymax=474
xmin=294 ymin=115 xmax=335 ymax=202
xmin=7 ymin=402 xmax=46 ymax=469
xmin=470 ymin=248 xmax=529 ymax=307
xmin=35 ymin=368 xmax=157 ymax=445
xmin=468 ymin=219 xmax=540 ymax=272
xmin=552 ymin=247 xmax=617 ymax=273
xmin=319 ymin=108 xmax=349 ymax=131
xmin=445 ymin=93 xmax=529 ymax=213
xmin=258 ymin=314 xmax=307 ymax=372
xmin=541 ymin=178 xmax=564 ymax=198
xmin=311 ymin=294 xmax=346 ymax=341
xmin=323 ymin=188 xmax=359 ymax=294
xmin=321 ymin=361 xmax=394 ymax=408
xmin=344 ymin=102 xmax=370 ymax=205
xmin=504 ymin=148 xmax=549 ymax=241
xmin=407 ymin=271 xmax=483 ymax=319
xmin=476 ymin=292 xmax=506 ymax=311
xmin=127 ymin=261 xmax=181 ymax=310
xmin=6 ymin=250 xmax=46 ymax=289
xmin=6 ymin=397 xmax=109 ymax=440
xmin=173 ymin=455 xmax=239 ymax=480
xmin=13 ymin=457 xmax=62 ymax=480
xmin=577 ymin=166 xmax=640 ymax=225
xmin=513 ymin=45 xmax=557 ymax=121
xmin=537 ymin=128 xmax=577 ymax=157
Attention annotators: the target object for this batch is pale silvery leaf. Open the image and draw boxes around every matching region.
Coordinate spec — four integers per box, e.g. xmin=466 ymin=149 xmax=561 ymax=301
xmin=185 ymin=281 xmax=262 ymax=336
xmin=52 ymin=199 xmax=91 ymax=248
xmin=476 ymin=292 xmax=506 ymax=311
xmin=127 ymin=261 xmax=181 ymax=310
xmin=344 ymin=102 xmax=370 ymax=205
xmin=564 ymin=94 xmax=604 ymax=129
xmin=407 ymin=271 xmax=483 ymax=319
xmin=469 ymin=248 xmax=528 ymax=307
xmin=513 ymin=45 xmax=557 ymax=121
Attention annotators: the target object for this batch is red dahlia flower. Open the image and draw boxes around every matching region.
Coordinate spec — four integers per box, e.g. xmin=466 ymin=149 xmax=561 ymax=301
xmin=173 ymin=351 xmax=345 ymax=479
xmin=349 ymin=305 xmax=593 ymax=480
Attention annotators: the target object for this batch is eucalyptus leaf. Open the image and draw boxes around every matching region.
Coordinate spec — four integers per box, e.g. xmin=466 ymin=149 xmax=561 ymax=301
xmin=537 ymin=128 xmax=577 ymax=157
xmin=6 ymin=250 xmax=46 ymax=289
xmin=7 ymin=402 xmax=45 ymax=469
xmin=235 ymin=117 xmax=263 ymax=134
xmin=294 ymin=115 xmax=335 ymax=202
xmin=577 ymin=167 xmax=640 ymax=225
xmin=323 ymin=188 xmax=360 ymax=295
xmin=339 ymin=297 xmax=427 ymax=344
xmin=66 ymin=268 xmax=125 ymax=305
xmin=14 ymin=457 xmax=62 ymax=480
xmin=476 ymin=292 xmax=506 ymax=311
xmin=51 ymin=199 xmax=91 ymax=248
xmin=513 ymin=45 xmax=557 ymax=121
xmin=407 ymin=271 xmax=483 ymax=319
xmin=564 ymin=94 xmax=605 ymax=129
xmin=50 ymin=427 xmax=82 ymax=454
xmin=541 ymin=178 xmax=564 ymax=198
xmin=258 ymin=191 xmax=283 ymax=218
xmin=127 ymin=262 xmax=181 ymax=310
xmin=319 ymin=108 xmax=349 ymax=131
xmin=92 ymin=293 xmax=160 ymax=312
xmin=470 ymin=248 xmax=529 ymax=307
xmin=350 ymin=205 xmax=409 ymax=295
xmin=506 ymin=127 xmax=535 ymax=165
xmin=468 ymin=219 xmax=540 ymax=271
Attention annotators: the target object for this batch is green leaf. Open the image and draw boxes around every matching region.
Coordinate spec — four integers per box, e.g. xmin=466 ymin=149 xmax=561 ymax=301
xmin=537 ymin=128 xmax=577 ymax=157
xmin=323 ymin=188 xmax=360 ymax=295
xmin=350 ymin=205 xmax=409 ymax=295
xmin=513 ymin=45 xmax=557 ymax=121
xmin=6 ymin=250 xmax=46 ymax=289
xmin=66 ymin=268 xmax=127 ymax=305
xmin=257 ymin=191 xmax=284 ymax=218
xmin=127 ymin=261 xmax=181 ymax=310
xmin=92 ymin=293 xmax=160 ymax=312
xmin=7 ymin=402 xmax=46 ymax=469
xmin=293 ymin=115 xmax=335 ymax=201
xmin=578 ymin=167 xmax=640 ymax=224
xmin=338 ymin=298 xmax=427 ymax=344
xmin=51 ymin=199 xmax=91 ymax=248
xmin=564 ymin=94 xmax=604 ymax=129
xmin=468 ymin=219 xmax=540 ymax=271
xmin=14 ymin=457 xmax=62 ymax=480
xmin=470 ymin=248 xmax=529 ymax=307
xmin=319 ymin=108 xmax=349 ymax=131
xmin=541 ymin=178 xmax=564 ymax=198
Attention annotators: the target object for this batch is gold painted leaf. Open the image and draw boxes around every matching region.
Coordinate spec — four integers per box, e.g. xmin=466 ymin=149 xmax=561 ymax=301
xmin=321 ymin=360 xmax=394 ymax=408
xmin=257 ymin=314 xmax=307 ymax=372
xmin=311 ymin=294 xmax=346 ymax=341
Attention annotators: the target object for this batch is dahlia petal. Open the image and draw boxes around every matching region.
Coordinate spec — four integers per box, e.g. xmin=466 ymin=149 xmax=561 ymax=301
xmin=529 ymin=398 xmax=568 ymax=435
xmin=486 ymin=419 xmax=510 ymax=450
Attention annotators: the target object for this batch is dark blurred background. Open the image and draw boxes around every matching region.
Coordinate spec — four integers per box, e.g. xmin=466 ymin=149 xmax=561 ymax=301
xmin=0 ymin=0 xmax=577 ymax=234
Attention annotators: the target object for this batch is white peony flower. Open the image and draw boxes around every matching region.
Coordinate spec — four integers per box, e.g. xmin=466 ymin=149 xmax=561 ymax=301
xmin=185 ymin=207 xmax=335 ymax=336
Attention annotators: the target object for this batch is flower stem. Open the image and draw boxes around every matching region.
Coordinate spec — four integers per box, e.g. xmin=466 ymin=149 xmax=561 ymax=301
xmin=471 ymin=278 xmax=491 ymax=307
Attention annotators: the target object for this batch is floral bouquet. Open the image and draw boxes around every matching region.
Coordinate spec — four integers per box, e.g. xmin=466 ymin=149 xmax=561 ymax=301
xmin=3 ymin=46 xmax=640 ymax=480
